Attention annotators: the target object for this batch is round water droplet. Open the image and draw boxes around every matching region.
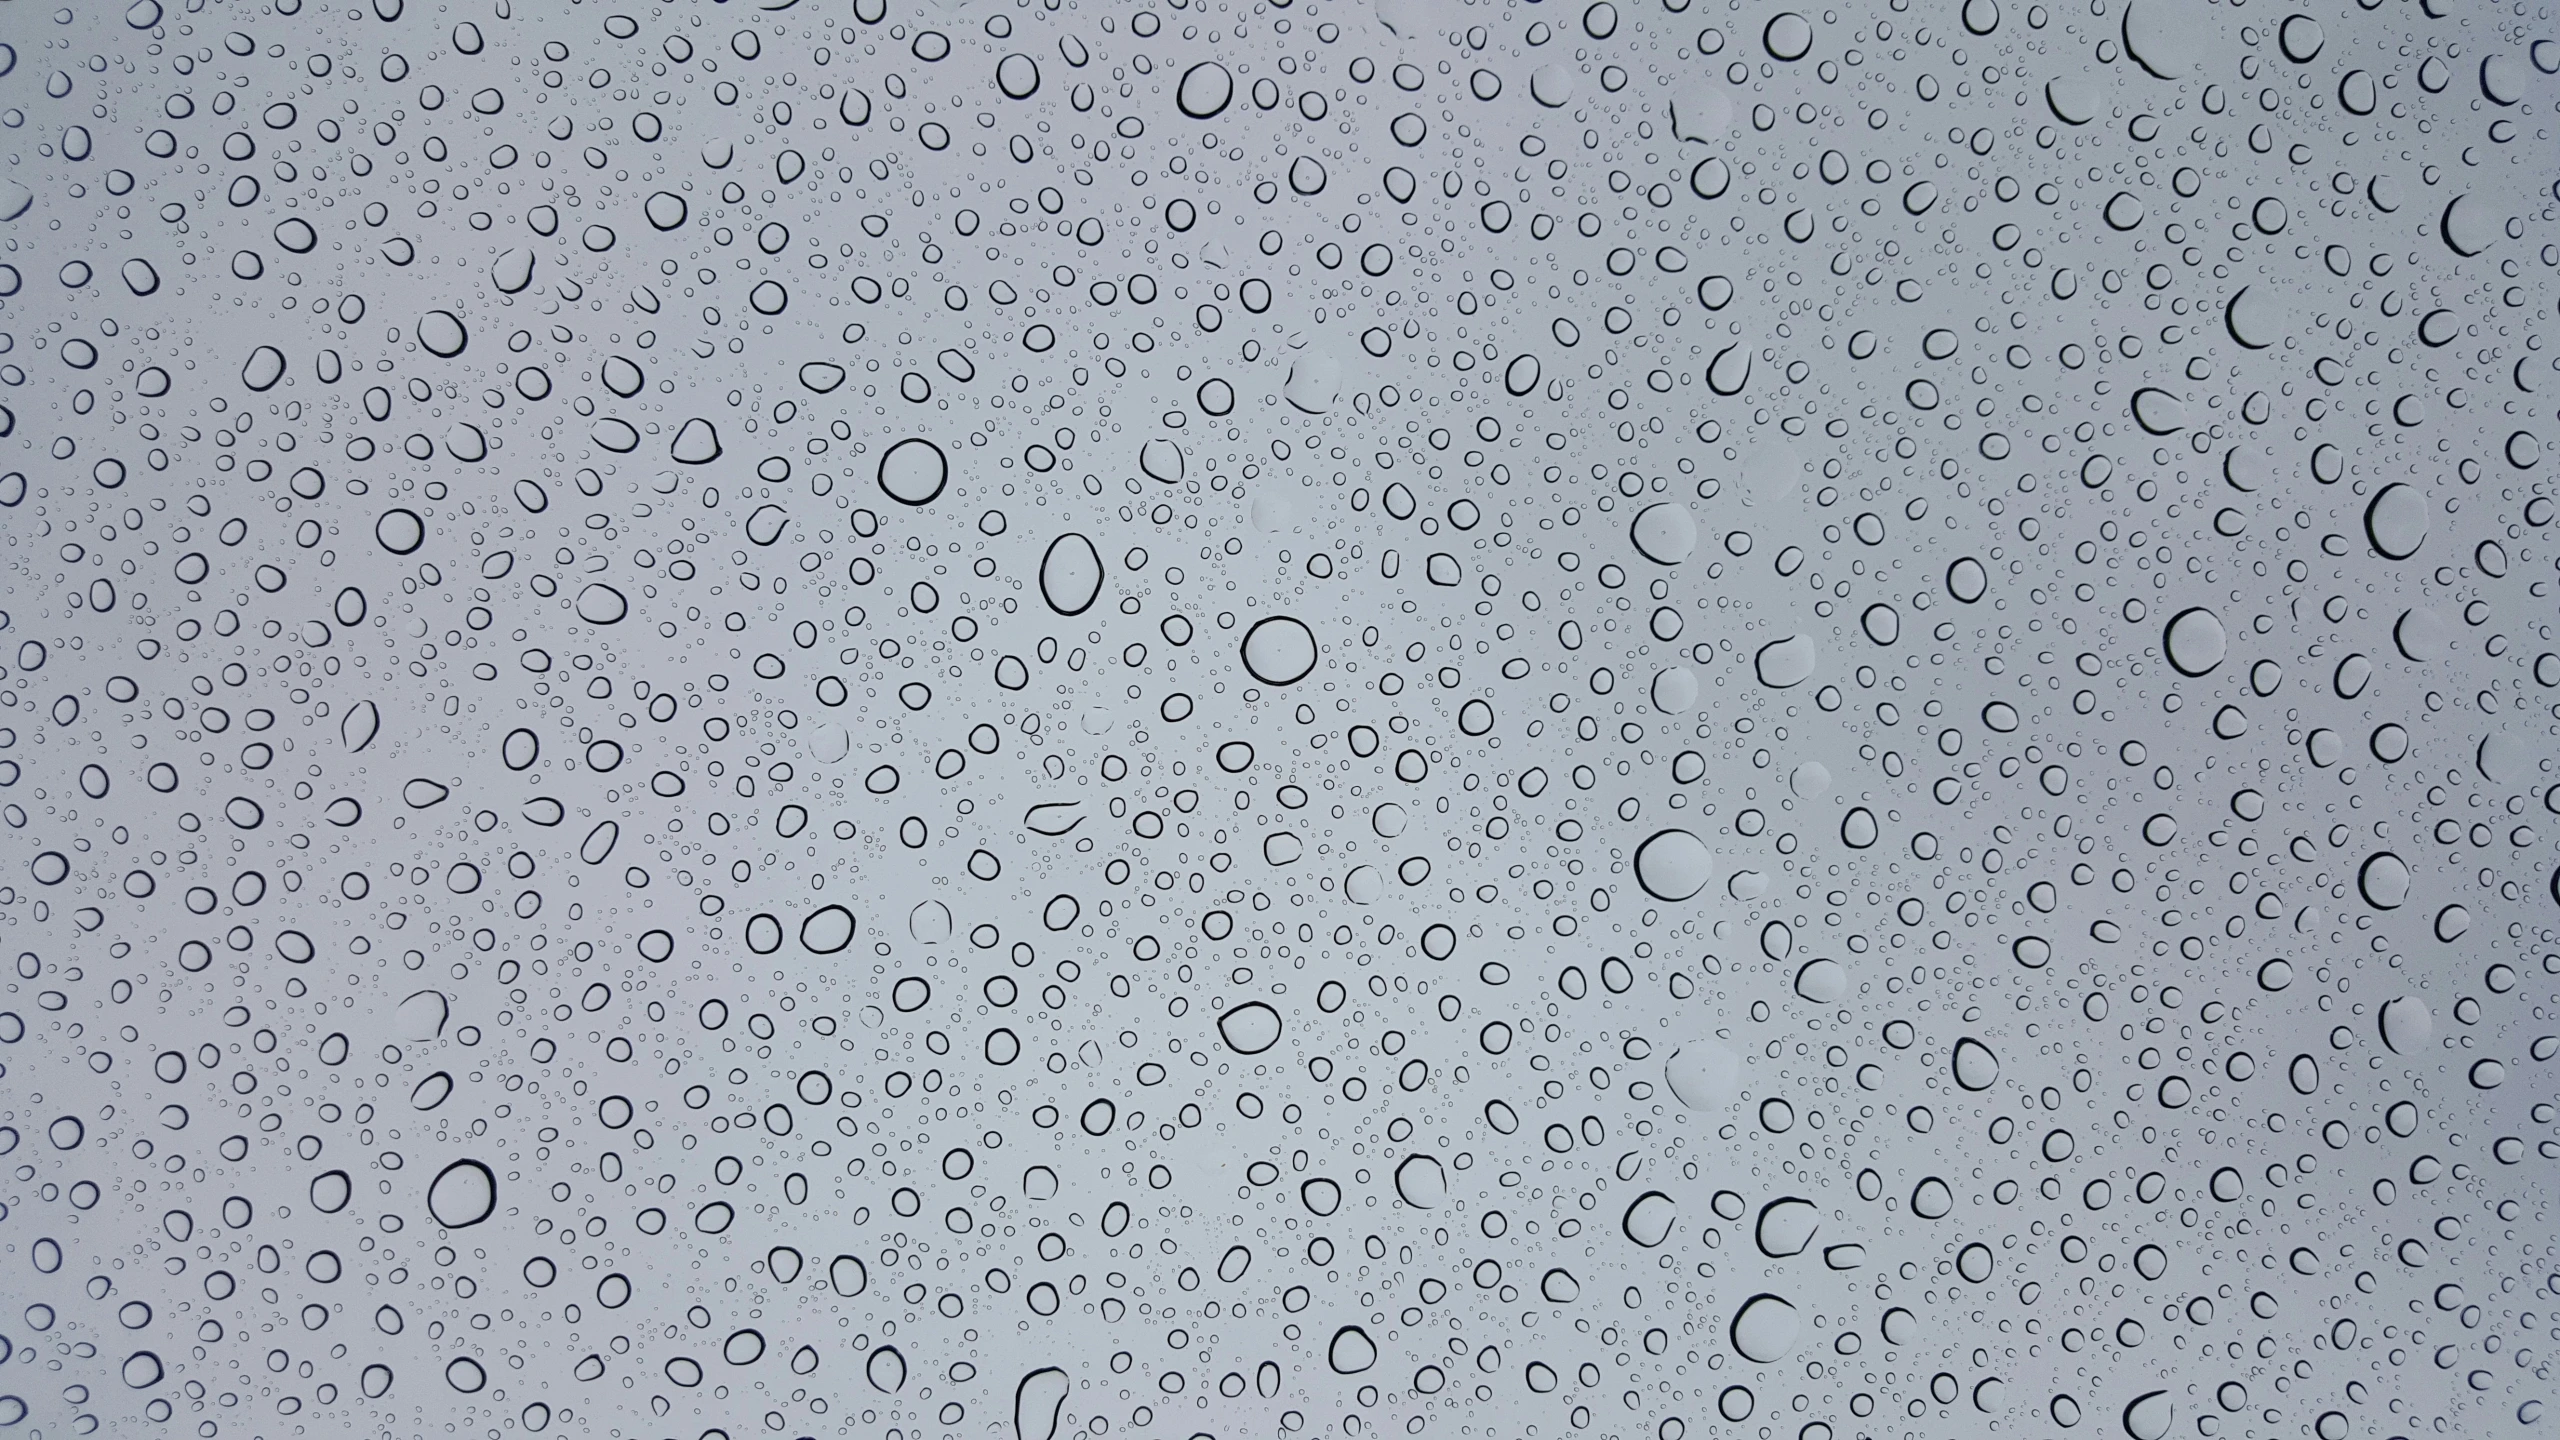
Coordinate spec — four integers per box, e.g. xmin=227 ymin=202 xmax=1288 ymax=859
xmin=2358 ymin=852 xmax=2412 ymax=910
xmin=2364 ymin=483 xmax=2429 ymax=559
xmin=376 ymin=508 xmax=426 ymax=555
xmin=1946 ymin=556 xmax=1988 ymax=601
xmin=1327 ymin=1326 xmax=1378 ymax=1374
xmin=1622 ymin=1190 xmax=1678 ymax=1246
xmin=1793 ymin=959 xmax=1847 ymax=1003
xmin=1730 ymin=1294 xmax=1803 ymax=1362
xmin=426 ymin=1159 xmax=497 ymax=1228
xmin=996 ymin=52 xmax=1041 ymax=99
xmin=241 ymin=344 xmax=287 ymax=391
xmin=801 ymin=905 xmax=857 ymax=954
xmin=1762 ymin=12 xmax=1814 ymax=59
xmin=2379 ymin=996 xmax=2433 ymax=1054
xmin=2046 ymin=75 xmax=2099 ymax=124
xmin=1392 ymin=1153 xmax=1447 ymax=1208
xmin=1754 ymin=636 xmax=1818 ymax=688
xmin=1176 ymin=62 xmax=1234 ymax=118
xmin=415 ymin=310 xmax=467 ymax=358
xmin=2162 ymin=608 xmax=2226 ymax=676
xmin=2393 ymin=607 xmax=2450 ymax=662
xmin=1241 ymin=616 xmax=1319 ymax=686
xmin=878 ymin=438 xmax=949 ymax=505
xmin=2121 ymin=0 xmax=2202 ymax=77
xmin=2130 ymin=387 xmax=2186 ymax=434
xmin=2225 ymin=286 xmax=2281 ymax=348
xmin=1665 ymin=1039 xmax=1742 ymax=1110
xmin=1630 ymin=502 xmax=1698 ymax=563
xmin=1651 ymin=666 xmax=1699 ymax=713
xmin=1633 ymin=829 xmax=1714 ymax=901
xmin=2441 ymin=193 xmax=2500 ymax=256
xmin=1755 ymin=1199 xmax=1820 ymax=1257
xmin=2124 ymin=1392 xmax=2177 ymax=1440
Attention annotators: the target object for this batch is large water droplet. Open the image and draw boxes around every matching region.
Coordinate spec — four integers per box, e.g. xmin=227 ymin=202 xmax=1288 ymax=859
xmin=1754 ymin=636 xmax=1818 ymax=688
xmin=2364 ymin=483 xmax=2430 ymax=559
xmin=878 ymin=438 xmax=949 ymax=505
xmin=2123 ymin=1391 xmax=2177 ymax=1440
xmin=670 ymin=417 xmax=723 ymax=464
xmin=2379 ymin=995 xmax=2433 ymax=1054
xmin=1665 ymin=1040 xmax=1742 ymax=1110
xmin=1015 ymin=1368 xmax=1071 ymax=1440
xmin=2162 ymin=608 xmax=2227 ymax=675
xmin=425 ymin=1158 xmax=497 ymax=1228
xmin=395 ymin=989 xmax=450 ymax=1041
xmin=2358 ymin=852 xmax=2411 ymax=910
xmin=1630 ymin=503 xmax=1698 ymax=564
xmin=1633 ymin=829 xmax=1714 ymax=901
xmin=1392 ymin=1153 xmax=1447 ymax=1208
xmin=574 ymin=584 xmax=629 ymax=625
xmin=1952 ymin=1037 xmax=2001 ymax=1090
xmin=376 ymin=508 xmax=426 ymax=555
xmin=1216 ymin=1001 xmax=1282 ymax=1054
xmin=416 ymin=310 xmax=468 ymax=358
xmin=1038 ymin=533 xmax=1105 ymax=616
xmin=1754 ymin=1198 xmax=1820 ymax=1257
xmin=1240 ymin=616 xmax=1319 ymax=686
xmin=1622 ymin=1190 xmax=1678 ymax=1247
xmin=1730 ymin=1295 xmax=1803 ymax=1362
xmin=1175 ymin=62 xmax=1234 ymax=118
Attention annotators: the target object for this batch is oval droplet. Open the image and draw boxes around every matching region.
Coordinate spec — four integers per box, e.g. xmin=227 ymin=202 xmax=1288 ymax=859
xmin=1038 ymin=533 xmax=1106 ymax=616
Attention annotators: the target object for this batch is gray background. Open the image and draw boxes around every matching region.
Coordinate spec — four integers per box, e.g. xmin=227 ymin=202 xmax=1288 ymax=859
xmin=0 ymin=0 xmax=2554 ymax=1437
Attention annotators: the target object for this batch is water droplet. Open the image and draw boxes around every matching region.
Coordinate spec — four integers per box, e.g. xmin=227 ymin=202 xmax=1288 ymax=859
xmin=1622 ymin=1190 xmax=1678 ymax=1247
xmin=2379 ymin=996 xmax=2433 ymax=1054
xmin=1754 ymin=636 xmax=1819 ymax=688
xmin=1951 ymin=1038 xmax=2001 ymax=1090
xmin=1756 ymin=1199 xmax=1820 ymax=1257
xmin=1731 ymin=1294 xmax=1803 ymax=1362
xmin=1240 ymin=616 xmax=1319 ymax=686
xmin=425 ymin=1159 xmax=497 ymax=1228
xmin=1392 ymin=1154 xmax=1447 ymax=1208
xmin=1217 ymin=1001 xmax=1283 ymax=1054
xmin=1038 ymin=533 xmax=1106 ymax=616
xmin=1633 ymin=829 xmax=1715 ymax=901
